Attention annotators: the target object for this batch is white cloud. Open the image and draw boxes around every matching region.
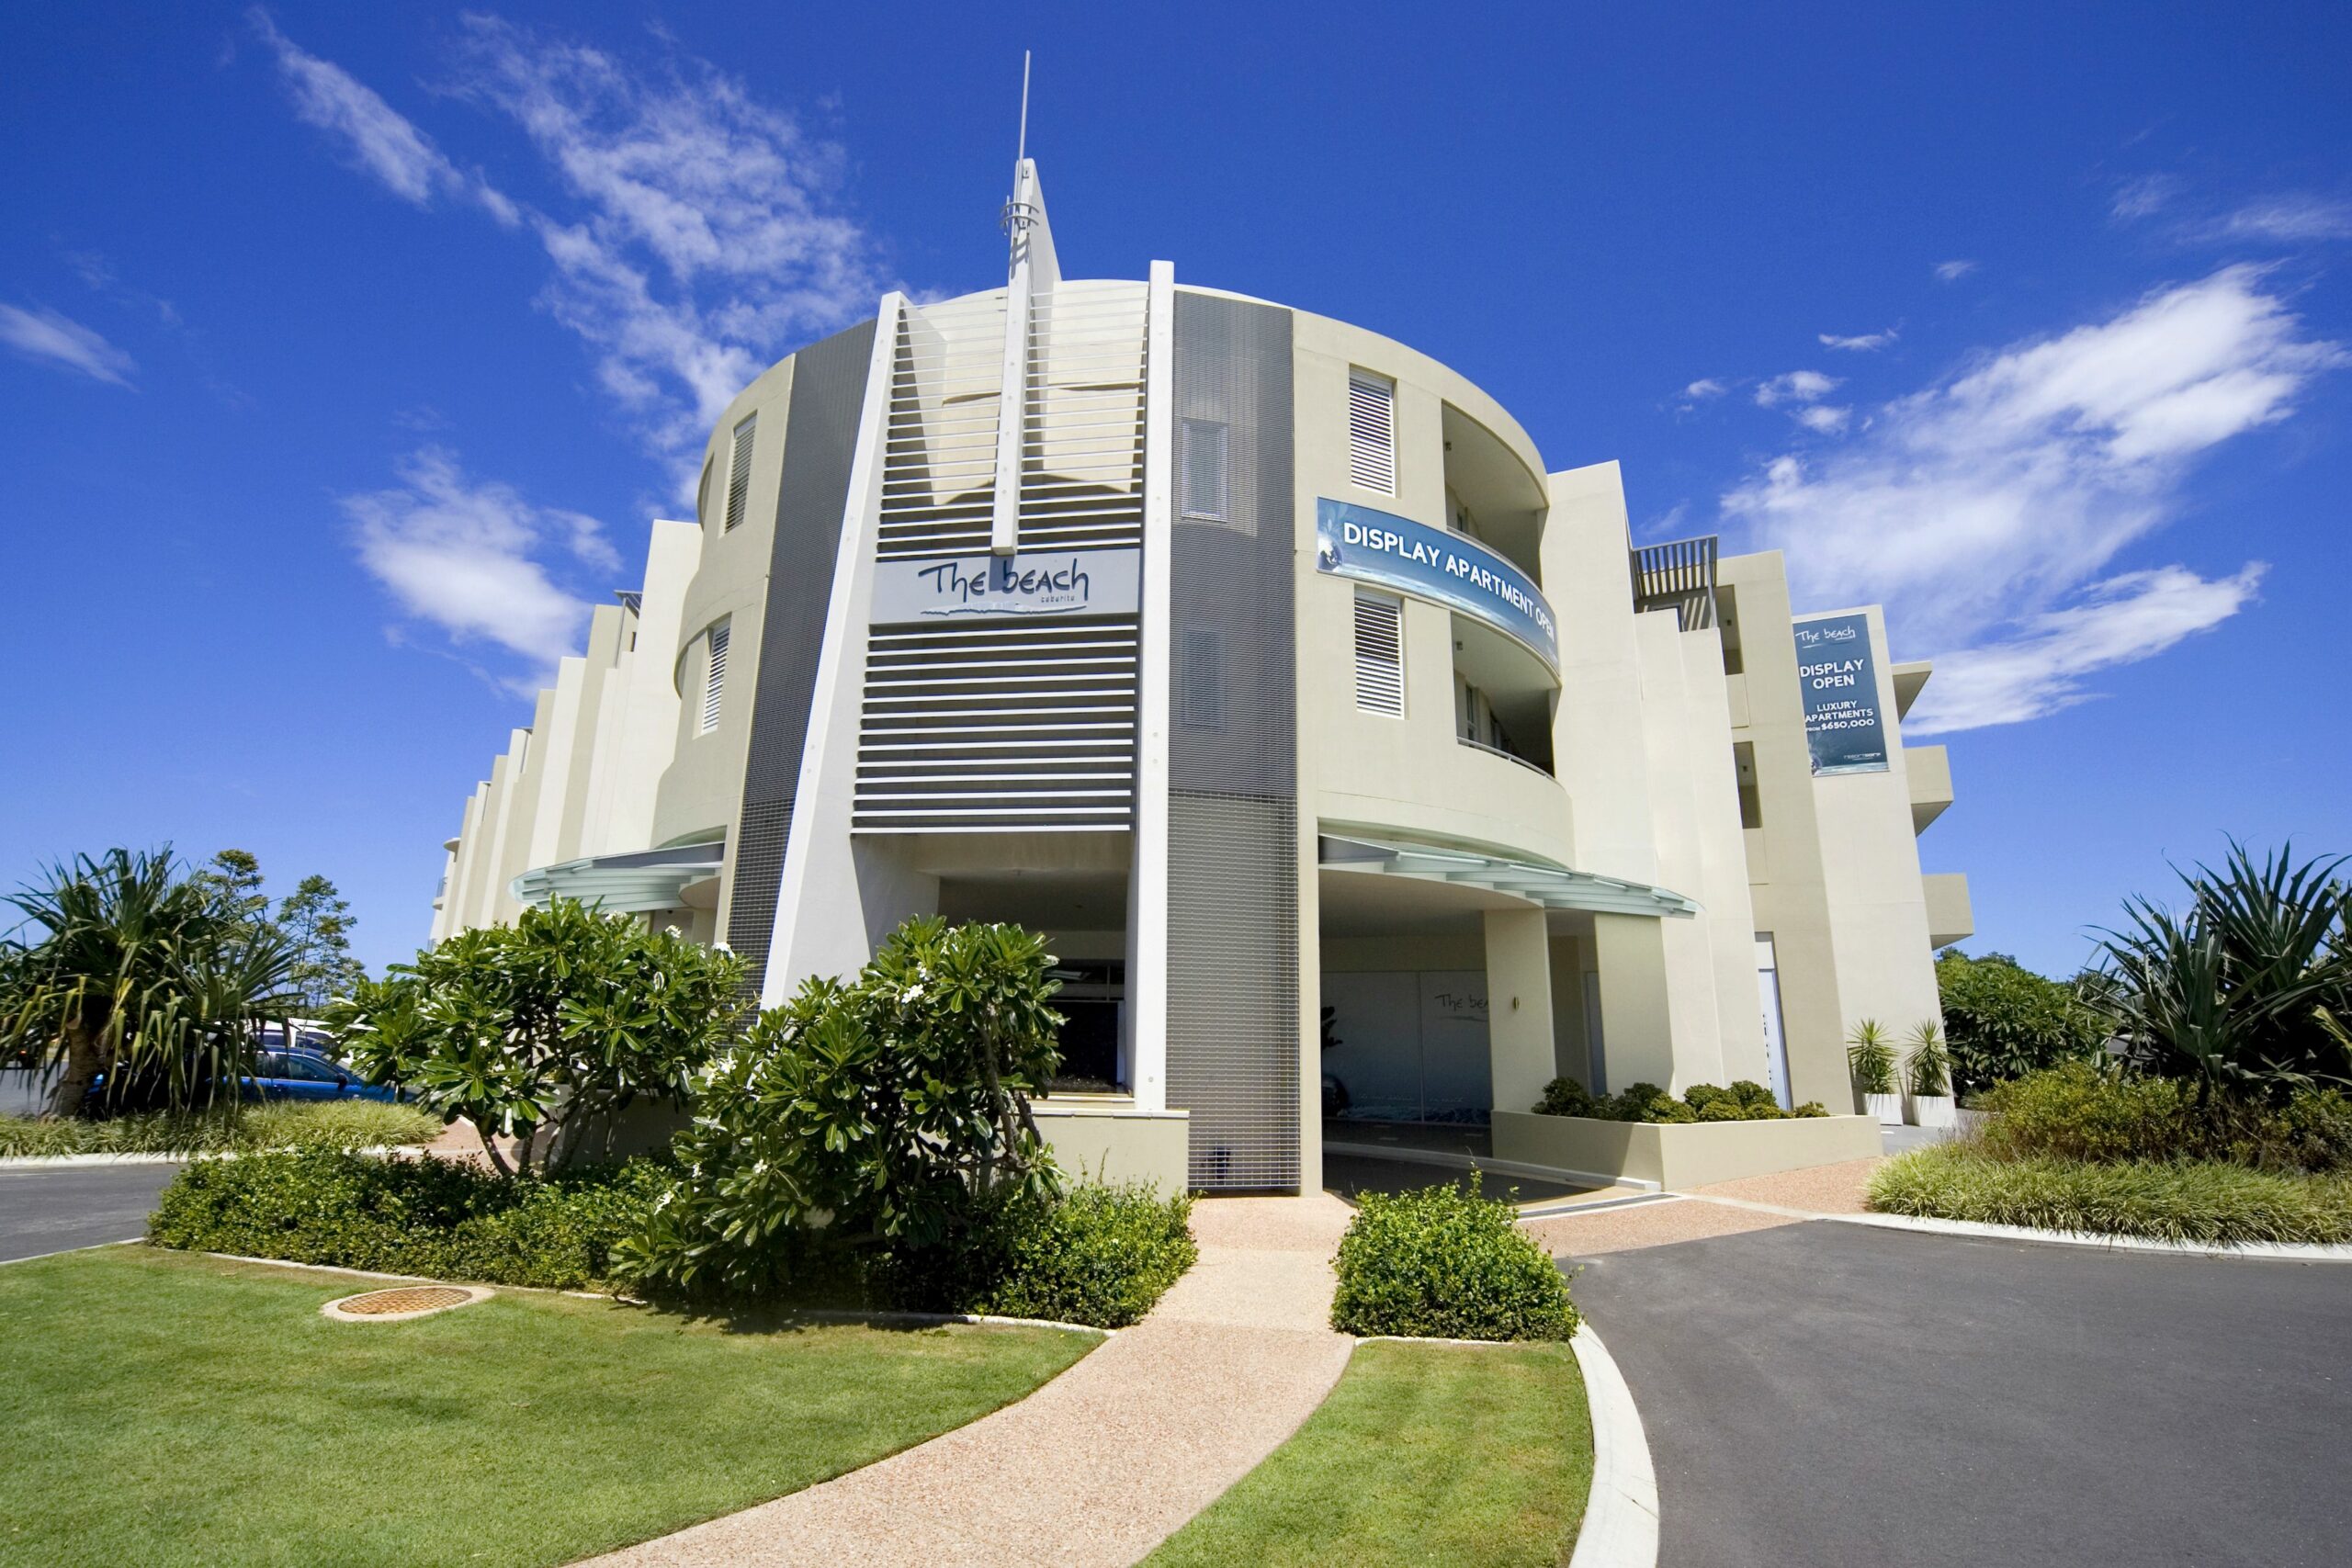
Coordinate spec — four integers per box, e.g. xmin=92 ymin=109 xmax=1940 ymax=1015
xmin=1756 ymin=369 xmax=1840 ymax=407
xmin=447 ymin=15 xmax=886 ymax=466
xmin=1792 ymin=404 xmax=1852 ymax=434
xmin=1720 ymin=265 xmax=2343 ymax=731
xmin=0 ymin=304 xmax=136 ymax=387
xmin=2217 ymin=195 xmax=2352 ymax=243
xmin=1683 ymin=378 xmax=1728 ymax=400
xmin=2111 ymin=174 xmax=2182 ymax=221
xmin=1933 ymin=260 xmax=1977 ymax=283
xmin=1914 ymin=565 xmax=2265 ymax=732
xmin=343 ymin=448 xmax=613 ymax=680
xmin=249 ymin=9 xmax=512 ymax=224
xmin=1819 ymin=328 xmax=1897 ymax=352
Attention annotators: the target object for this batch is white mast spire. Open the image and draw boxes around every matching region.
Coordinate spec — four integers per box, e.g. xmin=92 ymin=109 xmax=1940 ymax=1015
xmin=992 ymin=51 xmax=1057 ymax=555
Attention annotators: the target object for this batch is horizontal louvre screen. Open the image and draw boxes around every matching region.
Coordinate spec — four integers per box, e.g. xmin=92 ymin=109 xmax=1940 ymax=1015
xmin=854 ymin=615 xmax=1138 ymax=831
xmin=1353 ymin=593 xmax=1404 ymax=716
xmin=1346 ymin=371 xmax=1396 ymax=494
xmin=724 ymin=413 xmax=756 ymax=531
xmin=701 ymin=624 xmax=729 ymax=733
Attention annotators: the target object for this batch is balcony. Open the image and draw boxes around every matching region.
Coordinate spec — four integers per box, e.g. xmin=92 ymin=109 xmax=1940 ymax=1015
xmin=1905 ymin=744 xmax=1953 ymax=833
xmin=1630 ymin=535 xmax=1718 ymax=630
xmin=1924 ymin=872 xmax=1973 ymax=948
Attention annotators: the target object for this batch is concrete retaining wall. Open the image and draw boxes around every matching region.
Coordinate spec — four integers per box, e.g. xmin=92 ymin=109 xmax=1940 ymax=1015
xmin=1035 ymin=1104 xmax=1192 ymax=1193
xmin=1490 ymin=1110 xmax=1882 ymax=1190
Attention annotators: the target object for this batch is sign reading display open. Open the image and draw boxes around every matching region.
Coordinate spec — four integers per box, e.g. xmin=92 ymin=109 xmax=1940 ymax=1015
xmin=869 ymin=547 xmax=1141 ymax=625
xmin=1313 ymin=499 xmax=1559 ymax=673
xmin=1792 ymin=611 xmax=1889 ymax=774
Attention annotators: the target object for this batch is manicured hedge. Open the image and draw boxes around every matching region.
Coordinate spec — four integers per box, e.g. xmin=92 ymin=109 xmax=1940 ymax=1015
xmin=148 ymin=1151 xmax=662 ymax=1291
xmin=877 ymin=1181 xmax=1198 ymax=1328
xmin=1868 ymin=1144 xmax=2352 ymax=1246
xmin=1330 ymin=1179 xmax=1577 ymax=1342
xmin=152 ymin=1150 xmax=1197 ymax=1326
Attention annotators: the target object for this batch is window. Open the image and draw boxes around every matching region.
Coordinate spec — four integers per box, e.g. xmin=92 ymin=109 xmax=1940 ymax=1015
xmin=701 ymin=623 xmax=729 ymax=734
xmin=723 ymin=412 xmax=757 ymax=531
xmin=1734 ymin=741 xmax=1762 ymax=829
xmin=1180 ymin=626 xmax=1225 ymax=729
xmin=1180 ymin=418 xmax=1229 ymax=522
xmin=1352 ymin=593 xmax=1405 ymax=716
xmin=1347 ymin=370 xmax=1396 ymax=494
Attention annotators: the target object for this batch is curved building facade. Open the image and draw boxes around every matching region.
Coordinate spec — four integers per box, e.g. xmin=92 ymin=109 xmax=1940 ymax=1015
xmin=431 ymin=163 xmax=1972 ymax=1191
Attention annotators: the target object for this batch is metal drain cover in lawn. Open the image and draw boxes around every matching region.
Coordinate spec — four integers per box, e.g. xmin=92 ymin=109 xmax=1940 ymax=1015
xmin=322 ymin=1285 xmax=492 ymax=1322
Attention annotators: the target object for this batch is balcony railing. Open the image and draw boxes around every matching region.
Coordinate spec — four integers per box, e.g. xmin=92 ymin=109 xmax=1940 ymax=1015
xmin=1458 ymin=734 xmax=1553 ymax=779
xmin=1631 ymin=535 xmax=1719 ymax=631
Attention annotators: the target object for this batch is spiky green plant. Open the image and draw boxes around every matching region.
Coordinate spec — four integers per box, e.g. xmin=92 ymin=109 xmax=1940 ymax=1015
xmin=0 ymin=849 xmax=299 ymax=1117
xmin=1846 ymin=1018 xmax=1895 ymax=1096
xmin=1905 ymin=1021 xmax=1952 ymax=1098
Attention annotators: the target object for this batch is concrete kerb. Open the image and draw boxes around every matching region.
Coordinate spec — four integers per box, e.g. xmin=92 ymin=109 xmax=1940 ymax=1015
xmin=1828 ymin=1209 xmax=2352 ymax=1262
xmin=1568 ymin=1323 xmax=1660 ymax=1568
xmin=0 ymin=1237 xmax=142 ymax=1268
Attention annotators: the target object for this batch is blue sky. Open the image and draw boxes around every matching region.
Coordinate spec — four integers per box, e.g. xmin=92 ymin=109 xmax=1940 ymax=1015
xmin=3 ymin=2 xmax=2346 ymax=979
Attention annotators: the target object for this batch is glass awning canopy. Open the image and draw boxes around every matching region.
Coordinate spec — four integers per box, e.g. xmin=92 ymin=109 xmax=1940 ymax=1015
xmin=510 ymin=839 xmax=724 ymax=914
xmin=1318 ymin=834 xmax=1700 ymax=919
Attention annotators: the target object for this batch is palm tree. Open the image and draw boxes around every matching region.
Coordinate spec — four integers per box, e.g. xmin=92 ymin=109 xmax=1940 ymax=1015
xmin=0 ymin=849 xmax=300 ymax=1117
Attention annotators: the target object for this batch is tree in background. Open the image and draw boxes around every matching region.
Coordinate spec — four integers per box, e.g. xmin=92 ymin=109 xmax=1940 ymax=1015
xmin=1935 ymin=949 xmax=2107 ymax=1098
xmin=329 ymin=899 xmax=747 ymax=1178
xmin=277 ymin=874 xmax=364 ymax=1013
xmin=0 ymin=849 xmax=300 ymax=1116
xmin=193 ymin=850 xmax=271 ymax=958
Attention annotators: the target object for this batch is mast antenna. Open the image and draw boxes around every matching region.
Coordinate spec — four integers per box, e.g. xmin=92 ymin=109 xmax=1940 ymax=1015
xmin=1016 ymin=50 xmax=1031 ymax=169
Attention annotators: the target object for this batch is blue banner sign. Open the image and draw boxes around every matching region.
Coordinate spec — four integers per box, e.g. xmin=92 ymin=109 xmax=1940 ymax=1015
xmin=1314 ymin=499 xmax=1559 ymax=673
xmin=1792 ymin=612 xmax=1889 ymax=775
xmin=868 ymin=547 xmax=1141 ymax=625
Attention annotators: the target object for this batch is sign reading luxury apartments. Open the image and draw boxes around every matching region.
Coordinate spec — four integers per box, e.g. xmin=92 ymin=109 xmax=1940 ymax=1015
xmin=1792 ymin=611 xmax=1889 ymax=774
xmin=869 ymin=547 xmax=1141 ymax=625
xmin=1313 ymin=499 xmax=1559 ymax=672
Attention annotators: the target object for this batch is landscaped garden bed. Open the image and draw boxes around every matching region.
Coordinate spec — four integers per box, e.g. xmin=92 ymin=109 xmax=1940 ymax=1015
xmin=0 ymin=1100 xmax=441 ymax=1158
xmin=1143 ymin=1338 xmax=1591 ymax=1568
xmin=0 ymin=1246 xmax=1094 ymax=1568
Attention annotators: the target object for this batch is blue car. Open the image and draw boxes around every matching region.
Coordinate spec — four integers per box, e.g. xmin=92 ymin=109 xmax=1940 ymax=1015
xmin=242 ymin=1047 xmax=401 ymax=1104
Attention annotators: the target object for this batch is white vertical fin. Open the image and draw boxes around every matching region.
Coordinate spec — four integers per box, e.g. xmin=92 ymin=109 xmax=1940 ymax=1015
xmin=1128 ymin=257 xmax=1176 ymax=1111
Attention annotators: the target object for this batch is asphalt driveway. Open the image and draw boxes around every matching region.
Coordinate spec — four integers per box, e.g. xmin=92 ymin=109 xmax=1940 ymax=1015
xmin=1566 ymin=1221 xmax=2352 ymax=1568
xmin=0 ymin=1163 xmax=180 ymax=1262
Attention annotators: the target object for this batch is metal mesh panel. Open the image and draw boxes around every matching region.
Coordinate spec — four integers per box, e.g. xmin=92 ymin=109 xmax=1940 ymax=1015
xmin=1166 ymin=290 xmax=1299 ymax=1190
xmin=726 ymin=319 xmax=876 ymax=987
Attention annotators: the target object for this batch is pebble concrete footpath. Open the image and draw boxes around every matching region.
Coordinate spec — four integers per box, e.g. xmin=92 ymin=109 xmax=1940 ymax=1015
xmin=580 ymin=1193 xmax=1357 ymax=1568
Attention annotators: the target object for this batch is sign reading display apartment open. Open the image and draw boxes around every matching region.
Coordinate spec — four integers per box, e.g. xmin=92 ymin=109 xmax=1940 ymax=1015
xmin=869 ymin=547 xmax=1140 ymax=624
xmin=1313 ymin=498 xmax=1560 ymax=673
xmin=1792 ymin=612 xmax=1888 ymax=775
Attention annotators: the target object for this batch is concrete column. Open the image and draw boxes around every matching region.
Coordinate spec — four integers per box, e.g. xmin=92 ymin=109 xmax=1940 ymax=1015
xmin=1592 ymin=913 xmax=1677 ymax=1090
xmin=1484 ymin=908 xmax=1557 ymax=1118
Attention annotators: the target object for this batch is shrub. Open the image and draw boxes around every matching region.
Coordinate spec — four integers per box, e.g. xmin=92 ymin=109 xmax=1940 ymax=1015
xmin=329 ymin=898 xmax=747 ymax=1179
xmin=623 ymin=918 xmax=1066 ymax=1299
xmin=1847 ymin=1020 xmax=1896 ymax=1095
xmin=1330 ymin=1175 xmax=1577 ymax=1341
xmin=878 ymin=1183 xmax=1197 ymax=1328
xmin=1867 ymin=1143 xmax=2352 ymax=1246
xmin=1532 ymin=1077 xmax=1595 ymax=1117
xmin=1791 ymin=1101 xmax=1830 ymax=1118
xmin=0 ymin=1100 xmax=442 ymax=1157
xmin=1979 ymin=1062 xmax=2352 ymax=1173
xmin=1936 ymin=949 xmax=2106 ymax=1095
xmin=147 ymin=1150 xmax=662 ymax=1291
xmin=1727 ymin=1080 xmax=1779 ymax=1111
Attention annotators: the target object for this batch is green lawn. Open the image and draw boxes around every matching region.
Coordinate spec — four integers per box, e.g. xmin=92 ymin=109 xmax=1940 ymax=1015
xmin=0 ymin=1247 xmax=1095 ymax=1568
xmin=1145 ymin=1340 xmax=1592 ymax=1568
xmin=0 ymin=1100 xmax=444 ymax=1156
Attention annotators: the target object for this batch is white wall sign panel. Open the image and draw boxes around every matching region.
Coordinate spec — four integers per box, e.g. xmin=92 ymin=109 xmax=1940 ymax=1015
xmin=869 ymin=547 xmax=1141 ymax=625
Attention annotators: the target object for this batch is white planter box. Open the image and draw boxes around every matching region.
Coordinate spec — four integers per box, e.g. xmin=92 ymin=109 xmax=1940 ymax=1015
xmin=1490 ymin=1111 xmax=1885 ymax=1190
xmin=1905 ymin=1093 xmax=1957 ymax=1129
xmin=1865 ymin=1091 xmax=1904 ymax=1128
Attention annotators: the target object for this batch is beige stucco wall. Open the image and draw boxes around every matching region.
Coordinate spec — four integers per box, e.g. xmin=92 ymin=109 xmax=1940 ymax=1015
xmin=1033 ymin=1104 xmax=1193 ymax=1194
xmin=1491 ymin=1109 xmax=1883 ymax=1189
xmin=652 ymin=354 xmax=799 ymax=937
